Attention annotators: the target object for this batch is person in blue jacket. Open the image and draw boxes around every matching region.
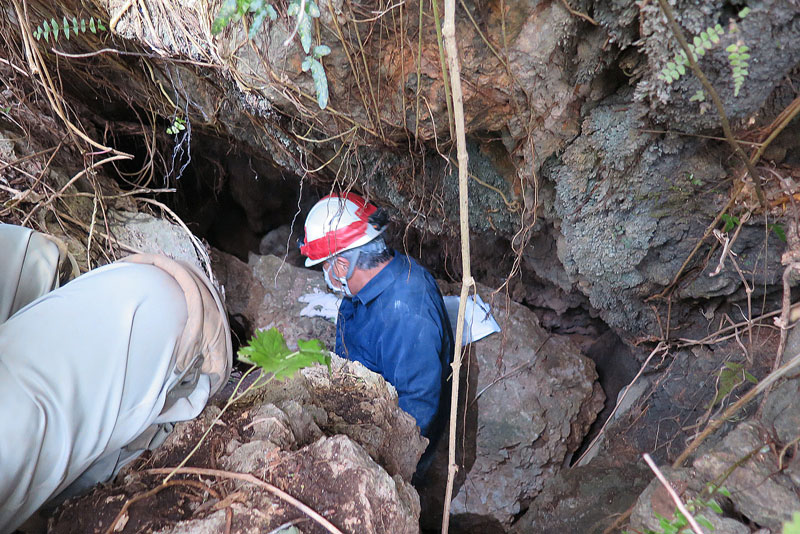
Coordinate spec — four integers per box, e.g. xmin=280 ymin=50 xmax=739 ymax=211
xmin=299 ymin=193 xmax=454 ymax=474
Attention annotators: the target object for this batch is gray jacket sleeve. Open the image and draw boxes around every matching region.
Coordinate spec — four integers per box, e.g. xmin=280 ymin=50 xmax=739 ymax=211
xmin=0 ymin=223 xmax=61 ymax=323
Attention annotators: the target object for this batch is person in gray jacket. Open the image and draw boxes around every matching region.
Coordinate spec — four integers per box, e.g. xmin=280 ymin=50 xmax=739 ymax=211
xmin=0 ymin=223 xmax=232 ymax=534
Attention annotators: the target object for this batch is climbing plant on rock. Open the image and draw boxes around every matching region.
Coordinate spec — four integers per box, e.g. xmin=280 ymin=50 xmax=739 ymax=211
xmin=212 ymin=0 xmax=331 ymax=110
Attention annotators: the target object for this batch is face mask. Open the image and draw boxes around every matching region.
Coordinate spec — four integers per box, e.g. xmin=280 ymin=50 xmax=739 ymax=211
xmin=323 ymin=262 xmax=353 ymax=297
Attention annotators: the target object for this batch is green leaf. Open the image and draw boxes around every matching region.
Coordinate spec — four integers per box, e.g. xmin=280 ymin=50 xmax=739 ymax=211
xmin=696 ymin=47 xmax=706 ymax=57
xmin=63 ymin=16 xmax=70 ymax=40
xmin=726 ymin=43 xmax=738 ymax=53
xmin=51 ymin=18 xmax=59 ymax=40
xmin=310 ymin=58 xmax=329 ymax=109
xmin=690 ymin=89 xmax=705 ymax=102
xmin=701 ymin=31 xmax=709 ymax=41
xmin=739 ymin=6 xmax=751 ymax=18
xmin=72 ymin=16 xmax=79 ymax=35
xmin=693 ymin=36 xmax=702 ymax=48
xmin=707 ymin=499 xmax=723 ymax=514
xmin=301 ymin=56 xmax=313 ymax=71
xmin=721 ymin=213 xmax=740 ymax=232
xmin=97 ymin=20 xmax=107 ymax=31
xmin=90 ymin=17 xmax=96 ymax=33
xmin=238 ymin=327 xmax=330 ymax=381
xmin=249 ymin=8 xmax=268 ymax=38
xmin=769 ymin=223 xmax=787 ymax=242
xmin=783 ymin=511 xmax=800 ymax=534
xmin=313 ymin=44 xmax=331 ymax=57
xmin=212 ymin=0 xmax=239 ymax=34
xmin=306 ymin=0 xmax=321 ymax=18
xmin=677 ymin=63 xmax=685 ymax=75
xmin=297 ymin=10 xmax=313 ymax=54
xmin=739 ymin=45 xmax=749 ymax=53
xmin=715 ymin=24 xmax=724 ymax=34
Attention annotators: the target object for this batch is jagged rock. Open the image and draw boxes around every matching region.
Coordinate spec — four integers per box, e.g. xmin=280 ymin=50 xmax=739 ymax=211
xmin=212 ymin=250 xmax=336 ymax=350
xmin=108 ymin=210 xmax=205 ymax=269
xmin=50 ymin=354 xmax=424 ymax=533
xmin=693 ymin=421 xmax=800 ymax=531
xmin=629 ymin=466 xmax=749 ymax=534
xmin=423 ymin=284 xmax=604 ymax=529
xmin=510 ymin=455 xmax=651 ymax=534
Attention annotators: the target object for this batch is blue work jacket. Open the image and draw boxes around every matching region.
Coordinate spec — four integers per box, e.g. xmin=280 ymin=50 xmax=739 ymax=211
xmin=335 ymin=251 xmax=454 ymax=438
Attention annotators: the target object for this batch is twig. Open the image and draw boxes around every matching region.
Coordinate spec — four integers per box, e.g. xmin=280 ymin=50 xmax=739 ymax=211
xmin=559 ymin=0 xmax=598 ymax=25
xmin=643 ymin=453 xmax=706 ymax=534
xmin=143 ymin=467 xmax=344 ymax=534
xmin=282 ymin=0 xmax=308 ymax=47
xmin=673 ymin=347 xmax=800 ymax=468
xmin=110 ymin=0 xmax=137 ymax=31
xmin=756 ymin=261 xmax=800 ymax=415
xmin=656 ymin=0 xmax=766 ymax=208
xmin=104 ymin=479 xmax=222 ymax=534
xmin=441 ymin=0 xmax=473 ymax=530
xmin=574 ymin=342 xmax=668 ymax=467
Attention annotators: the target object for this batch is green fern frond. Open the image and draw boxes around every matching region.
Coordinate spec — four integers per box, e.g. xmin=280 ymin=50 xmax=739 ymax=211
xmin=33 ymin=15 xmax=107 ymax=42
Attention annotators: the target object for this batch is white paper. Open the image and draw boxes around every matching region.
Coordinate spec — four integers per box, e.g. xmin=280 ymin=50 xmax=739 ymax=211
xmin=443 ymin=293 xmax=501 ymax=346
xmin=298 ymin=289 xmax=341 ymax=322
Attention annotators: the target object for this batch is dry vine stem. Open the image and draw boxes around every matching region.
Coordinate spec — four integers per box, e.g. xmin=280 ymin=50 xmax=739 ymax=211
xmin=145 ymin=467 xmax=343 ymax=534
xmin=643 ymin=454 xmax=706 ymax=534
xmin=440 ymin=0 xmax=473 ymax=530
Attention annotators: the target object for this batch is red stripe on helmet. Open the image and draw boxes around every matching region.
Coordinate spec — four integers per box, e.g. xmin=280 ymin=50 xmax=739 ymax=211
xmin=300 ymin=194 xmax=377 ymax=261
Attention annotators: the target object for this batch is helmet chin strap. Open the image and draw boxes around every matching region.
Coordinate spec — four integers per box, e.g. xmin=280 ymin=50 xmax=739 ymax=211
xmin=324 ymin=250 xmax=360 ymax=297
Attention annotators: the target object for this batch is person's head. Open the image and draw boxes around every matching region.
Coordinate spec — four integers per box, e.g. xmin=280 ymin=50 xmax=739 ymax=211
xmin=299 ymin=193 xmax=391 ymax=296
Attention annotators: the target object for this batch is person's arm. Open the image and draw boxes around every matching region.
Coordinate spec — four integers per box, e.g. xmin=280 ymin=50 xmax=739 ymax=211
xmin=376 ymin=304 xmax=445 ymax=437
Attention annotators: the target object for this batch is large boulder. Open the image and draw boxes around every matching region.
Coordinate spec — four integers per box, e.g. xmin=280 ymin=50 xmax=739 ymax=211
xmin=510 ymin=455 xmax=651 ymax=534
xmin=693 ymin=421 xmax=800 ymax=531
xmin=422 ymin=284 xmax=604 ymax=529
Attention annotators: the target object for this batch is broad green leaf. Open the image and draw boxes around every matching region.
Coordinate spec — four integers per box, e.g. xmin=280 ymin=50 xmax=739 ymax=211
xmin=97 ymin=20 xmax=107 ymax=31
xmin=697 ymin=47 xmax=705 ymax=56
xmin=676 ymin=64 xmax=685 ymax=75
xmin=313 ymin=44 xmax=331 ymax=57
xmin=310 ymin=58 xmax=329 ymax=109
xmin=739 ymin=7 xmax=751 ymax=18
xmin=212 ymin=0 xmax=239 ymax=34
xmin=715 ymin=24 xmax=724 ymax=34
xmin=301 ymin=56 xmax=313 ymax=71
xmin=701 ymin=31 xmax=709 ymax=41
xmin=297 ymin=10 xmax=313 ymax=54
xmin=739 ymin=45 xmax=750 ymax=52
xmin=726 ymin=43 xmax=738 ymax=53
xmin=770 ymin=223 xmax=787 ymax=242
xmin=693 ymin=36 xmax=702 ymax=48
xmin=718 ymin=487 xmax=731 ymax=498
xmin=237 ymin=327 xmax=329 ymax=381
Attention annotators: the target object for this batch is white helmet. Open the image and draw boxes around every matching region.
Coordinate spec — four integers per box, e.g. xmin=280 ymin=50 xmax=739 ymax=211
xmin=299 ymin=193 xmax=386 ymax=267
